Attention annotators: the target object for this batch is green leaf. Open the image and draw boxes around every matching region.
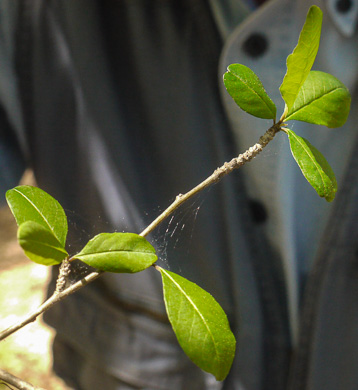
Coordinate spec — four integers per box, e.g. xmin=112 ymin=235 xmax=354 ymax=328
xmin=286 ymin=128 xmax=337 ymax=201
xmin=285 ymin=71 xmax=351 ymax=128
xmin=223 ymin=64 xmax=276 ymax=120
xmin=158 ymin=267 xmax=236 ymax=381
xmin=74 ymin=232 xmax=157 ymax=273
xmin=18 ymin=221 xmax=68 ymax=265
xmin=6 ymin=185 xmax=68 ymax=247
xmin=280 ymin=5 xmax=322 ymax=112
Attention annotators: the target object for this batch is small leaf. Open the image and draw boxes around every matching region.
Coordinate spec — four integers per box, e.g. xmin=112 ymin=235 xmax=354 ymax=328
xmin=6 ymin=185 xmax=68 ymax=247
xmin=223 ymin=64 xmax=276 ymax=120
xmin=285 ymin=71 xmax=351 ymax=128
xmin=158 ymin=267 xmax=236 ymax=381
xmin=280 ymin=5 xmax=322 ymax=112
xmin=74 ymin=232 xmax=157 ymax=273
xmin=286 ymin=128 xmax=337 ymax=201
xmin=18 ymin=221 xmax=68 ymax=265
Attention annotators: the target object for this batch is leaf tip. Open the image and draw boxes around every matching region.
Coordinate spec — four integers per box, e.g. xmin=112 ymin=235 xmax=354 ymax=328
xmin=324 ymin=187 xmax=337 ymax=202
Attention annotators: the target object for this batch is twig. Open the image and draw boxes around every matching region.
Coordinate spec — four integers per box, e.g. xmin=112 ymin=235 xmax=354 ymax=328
xmin=0 ymin=270 xmax=102 ymax=341
xmin=0 ymin=368 xmax=45 ymax=390
xmin=0 ymin=124 xmax=281 ymax=342
xmin=141 ymin=124 xmax=279 ymax=237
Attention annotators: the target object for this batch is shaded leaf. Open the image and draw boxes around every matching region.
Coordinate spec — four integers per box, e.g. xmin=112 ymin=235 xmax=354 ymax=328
xmin=158 ymin=267 xmax=236 ymax=381
xmin=223 ymin=64 xmax=276 ymax=120
xmin=286 ymin=128 xmax=337 ymax=201
xmin=18 ymin=221 xmax=68 ymax=265
xmin=6 ymin=185 xmax=68 ymax=247
xmin=280 ymin=5 xmax=322 ymax=112
xmin=74 ymin=232 xmax=157 ymax=273
xmin=285 ymin=71 xmax=351 ymax=127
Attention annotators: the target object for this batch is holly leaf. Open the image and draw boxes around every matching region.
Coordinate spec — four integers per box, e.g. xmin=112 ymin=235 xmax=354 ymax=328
xmin=223 ymin=64 xmax=276 ymax=120
xmin=285 ymin=71 xmax=351 ymax=128
xmin=18 ymin=221 xmax=68 ymax=265
xmin=286 ymin=128 xmax=337 ymax=201
xmin=74 ymin=232 xmax=157 ymax=273
xmin=6 ymin=185 xmax=68 ymax=247
xmin=280 ymin=5 xmax=322 ymax=112
xmin=158 ymin=267 xmax=236 ymax=381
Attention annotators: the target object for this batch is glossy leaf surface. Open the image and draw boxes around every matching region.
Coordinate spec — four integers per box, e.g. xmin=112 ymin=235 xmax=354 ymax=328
xmin=159 ymin=267 xmax=236 ymax=381
xmin=18 ymin=221 xmax=68 ymax=265
xmin=280 ymin=5 xmax=322 ymax=112
xmin=285 ymin=71 xmax=351 ymax=128
xmin=223 ymin=64 xmax=276 ymax=120
xmin=6 ymin=185 xmax=68 ymax=247
xmin=74 ymin=232 xmax=157 ymax=273
xmin=287 ymin=129 xmax=337 ymax=201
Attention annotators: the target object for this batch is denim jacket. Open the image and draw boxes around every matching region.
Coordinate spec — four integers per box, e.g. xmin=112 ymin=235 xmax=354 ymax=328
xmin=0 ymin=1 xmax=357 ymax=389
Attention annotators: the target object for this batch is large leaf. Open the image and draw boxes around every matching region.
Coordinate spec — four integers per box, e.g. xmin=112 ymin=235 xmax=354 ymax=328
xmin=74 ymin=232 xmax=157 ymax=273
xmin=285 ymin=71 xmax=351 ymax=128
xmin=280 ymin=5 xmax=322 ymax=112
xmin=18 ymin=221 xmax=68 ymax=266
xmin=6 ymin=185 xmax=68 ymax=247
xmin=223 ymin=64 xmax=276 ymax=120
xmin=286 ymin=129 xmax=337 ymax=201
xmin=158 ymin=267 xmax=236 ymax=381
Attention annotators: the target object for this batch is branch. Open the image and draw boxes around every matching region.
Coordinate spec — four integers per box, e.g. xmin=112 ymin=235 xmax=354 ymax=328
xmin=0 ymin=124 xmax=281 ymax=342
xmin=0 ymin=270 xmax=102 ymax=341
xmin=141 ymin=124 xmax=280 ymax=237
xmin=0 ymin=368 xmax=45 ymax=390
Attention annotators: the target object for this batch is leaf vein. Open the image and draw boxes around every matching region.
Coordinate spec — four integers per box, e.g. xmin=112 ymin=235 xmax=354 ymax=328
xmin=162 ymin=269 xmax=219 ymax=357
xmin=14 ymin=189 xmax=56 ymax=237
xmin=291 ymin=132 xmax=328 ymax=194
xmin=232 ymin=74 xmax=274 ymax=115
xmin=77 ymin=249 xmax=153 ymax=258
xmin=288 ymin=87 xmax=344 ymax=118
xmin=24 ymin=240 xmax=68 ymax=255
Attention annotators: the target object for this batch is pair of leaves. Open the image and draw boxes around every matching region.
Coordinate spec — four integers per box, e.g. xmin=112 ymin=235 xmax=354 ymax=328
xmin=223 ymin=5 xmax=351 ymax=202
xmin=6 ymin=185 xmax=236 ymax=380
xmin=6 ymin=186 xmax=69 ymax=265
xmin=280 ymin=6 xmax=351 ymax=128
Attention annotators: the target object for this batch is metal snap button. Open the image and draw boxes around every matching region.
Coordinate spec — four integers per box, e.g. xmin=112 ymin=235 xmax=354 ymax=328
xmin=242 ymin=33 xmax=268 ymax=58
xmin=248 ymin=199 xmax=268 ymax=224
xmin=335 ymin=0 xmax=353 ymax=13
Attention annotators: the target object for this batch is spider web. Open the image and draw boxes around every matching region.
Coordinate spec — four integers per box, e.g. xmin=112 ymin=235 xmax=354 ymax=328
xmin=56 ymin=189 xmax=208 ymax=288
xmin=151 ymin=191 xmax=208 ymax=271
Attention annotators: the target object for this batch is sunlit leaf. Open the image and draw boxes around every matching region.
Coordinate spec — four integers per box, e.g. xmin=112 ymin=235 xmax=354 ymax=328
xmin=285 ymin=71 xmax=351 ymax=127
xmin=158 ymin=267 xmax=236 ymax=381
xmin=280 ymin=5 xmax=322 ymax=112
xmin=223 ymin=64 xmax=276 ymax=120
xmin=286 ymin=128 xmax=337 ymax=201
xmin=74 ymin=232 xmax=157 ymax=273
xmin=18 ymin=221 xmax=68 ymax=265
xmin=6 ymin=185 xmax=68 ymax=247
